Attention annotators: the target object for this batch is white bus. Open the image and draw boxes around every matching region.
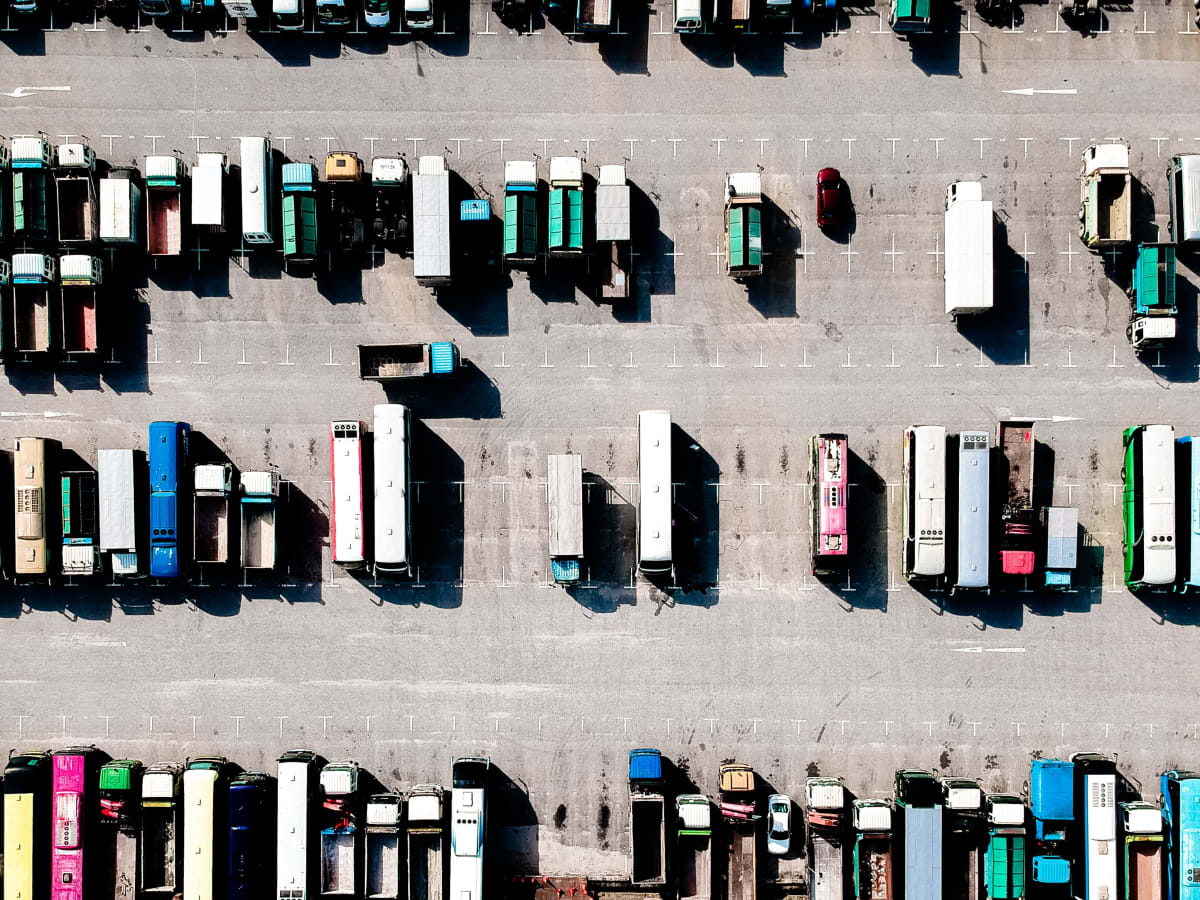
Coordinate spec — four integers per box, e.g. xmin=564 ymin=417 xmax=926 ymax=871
xmin=954 ymin=431 xmax=990 ymax=591
xmin=373 ymin=404 xmax=412 ymax=576
xmin=1078 ymin=760 xmax=1117 ymax=900
xmin=1167 ymin=154 xmax=1200 ymax=245
xmin=902 ymin=426 xmax=947 ymax=580
xmin=239 ymin=137 xmax=274 ymax=245
xmin=182 ymin=758 xmax=227 ymax=900
xmin=637 ymin=410 xmax=672 ymax=575
xmin=1121 ymin=424 xmax=1176 ymax=588
xmin=330 ymin=420 xmax=365 ymax=568
xmin=450 ymin=758 xmax=489 ymax=900
xmin=277 ymin=750 xmax=317 ymax=900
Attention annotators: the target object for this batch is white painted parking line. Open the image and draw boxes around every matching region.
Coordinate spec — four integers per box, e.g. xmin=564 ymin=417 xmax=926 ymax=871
xmin=883 ymin=234 xmax=904 ymax=273
xmin=712 ymin=137 xmax=726 ymax=158
xmin=927 ymin=233 xmax=944 ymax=273
xmin=798 ymin=138 xmax=812 ymax=158
xmin=960 ymin=10 xmax=977 ymax=33
xmin=755 ymin=138 xmax=768 ymax=156
xmin=843 ymin=137 xmax=855 ymax=159
xmin=624 ymin=138 xmax=639 ymax=159
xmin=1059 ymin=232 xmax=1079 ymax=273
xmin=1060 ymin=136 xmax=1079 ymax=157
xmin=840 ymin=247 xmax=858 ymax=274
xmin=973 ymin=137 xmax=990 ymax=159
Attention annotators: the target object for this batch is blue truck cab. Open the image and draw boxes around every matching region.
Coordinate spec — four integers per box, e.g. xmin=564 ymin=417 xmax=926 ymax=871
xmin=629 ymin=749 xmax=663 ymax=788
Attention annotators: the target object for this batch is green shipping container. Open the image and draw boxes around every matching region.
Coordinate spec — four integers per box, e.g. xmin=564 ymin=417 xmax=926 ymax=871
xmin=282 ymin=193 xmax=319 ymax=262
xmin=503 ymin=192 xmax=537 ymax=262
xmin=548 ymin=187 xmax=583 ymax=252
xmin=986 ymin=832 xmax=1026 ymax=899
xmin=13 ymin=170 xmax=49 ymax=241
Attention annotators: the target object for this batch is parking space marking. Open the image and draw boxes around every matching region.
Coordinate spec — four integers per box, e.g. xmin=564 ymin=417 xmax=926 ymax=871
xmin=1059 ymin=232 xmax=1079 ymax=273
xmin=840 ymin=247 xmax=858 ymax=274
xmin=929 ymin=137 xmax=943 ymax=159
xmin=973 ymin=137 xmax=990 ymax=159
xmin=959 ymin=9 xmax=978 ymax=33
xmin=712 ymin=137 xmax=726 ymax=158
xmin=883 ymin=233 xmax=904 ymax=273
xmin=624 ymin=138 xmax=639 ymax=159
xmin=843 ymin=137 xmax=855 ymax=159
xmin=1060 ymin=136 xmax=1079 ymax=157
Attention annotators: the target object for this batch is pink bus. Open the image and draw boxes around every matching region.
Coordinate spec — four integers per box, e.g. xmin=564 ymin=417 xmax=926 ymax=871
xmin=810 ymin=434 xmax=849 ymax=575
xmin=51 ymin=746 xmax=96 ymax=900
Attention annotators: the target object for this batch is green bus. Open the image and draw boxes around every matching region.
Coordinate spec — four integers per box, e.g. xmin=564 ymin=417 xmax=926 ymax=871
xmin=1121 ymin=424 xmax=1176 ymax=588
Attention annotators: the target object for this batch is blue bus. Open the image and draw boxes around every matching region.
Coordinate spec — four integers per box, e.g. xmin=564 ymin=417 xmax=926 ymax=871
xmin=149 ymin=421 xmax=190 ymax=578
xmin=1178 ymin=437 xmax=1200 ymax=593
xmin=228 ymin=772 xmax=272 ymax=900
xmin=1162 ymin=770 xmax=1200 ymax=900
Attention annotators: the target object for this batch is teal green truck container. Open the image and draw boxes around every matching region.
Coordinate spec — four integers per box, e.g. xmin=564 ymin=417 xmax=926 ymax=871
xmin=725 ymin=172 xmax=762 ymax=280
xmin=282 ymin=162 xmax=319 ymax=266
xmin=984 ymin=794 xmax=1026 ymax=899
xmin=12 ymin=137 xmax=54 ymax=244
xmin=503 ymin=159 xmax=538 ymax=268
xmin=1127 ymin=242 xmax=1176 ymax=351
xmin=548 ymin=156 xmax=584 ymax=258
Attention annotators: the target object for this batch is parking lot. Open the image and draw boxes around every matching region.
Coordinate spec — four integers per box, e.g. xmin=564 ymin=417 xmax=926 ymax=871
xmin=0 ymin=0 xmax=1199 ymax=875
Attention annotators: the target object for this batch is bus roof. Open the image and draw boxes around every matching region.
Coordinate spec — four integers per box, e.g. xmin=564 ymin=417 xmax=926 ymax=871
xmin=956 ymin=431 xmax=990 ymax=588
xmin=373 ymin=404 xmax=411 ymax=571
xmin=637 ymin=410 xmax=672 ymax=569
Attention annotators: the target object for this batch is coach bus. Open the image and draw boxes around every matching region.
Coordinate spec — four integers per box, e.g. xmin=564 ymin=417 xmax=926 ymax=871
xmin=330 ymin=420 xmax=366 ymax=568
xmin=149 ymin=421 xmax=191 ymax=579
xmin=1161 ymin=769 xmax=1200 ymax=900
xmin=902 ymin=425 xmax=947 ymax=580
xmin=277 ymin=750 xmax=318 ymax=900
xmin=51 ymin=747 xmax=99 ymax=900
xmin=373 ymin=404 xmax=412 ymax=576
xmin=240 ymin=137 xmax=274 ymax=246
xmin=229 ymin=772 xmax=273 ymax=900
xmin=637 ymin=410 xmax=672 ymax=575
xmin=1122 ymin=424 xmax=1176 ymax=589
xmin=14 ymin=436 xmax=49 ymax=578
xmin=449 ymin=757 xmax=490 ymax=900
xmin=1177 ymin=436 xmax=1200 ymax=593
xmin=809 ymin=433 xmax=849 ymax=576
xmin=4 ymin=751 xmax=51 ymax=900
xmin=1072 ymin=753 xmax=1117 ymax=900
xmin=183 ymin=757 xmax=230 ymax=900
xmin=954 ymin=431 xmax=990 ymax=592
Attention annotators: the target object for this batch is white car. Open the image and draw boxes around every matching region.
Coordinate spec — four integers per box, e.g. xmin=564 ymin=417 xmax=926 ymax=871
xmin=766 ymin=793 xmax=791 ymax=856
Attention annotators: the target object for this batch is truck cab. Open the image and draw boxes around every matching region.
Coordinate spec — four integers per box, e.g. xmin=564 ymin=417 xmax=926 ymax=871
xmin=315 ymin=0 xmax=350 ymax=28
xmin=404 ymin=0 xmax=434 ymax=28
xmin=889 ymin=0 xmax=931 ymax=32
xmin=273 ymin=0 xmax=305 ymax=27
xmin=371 ymin=157 xmax=409 ymax=252
xmin=673 ymin=0 xmax=702 ymax=30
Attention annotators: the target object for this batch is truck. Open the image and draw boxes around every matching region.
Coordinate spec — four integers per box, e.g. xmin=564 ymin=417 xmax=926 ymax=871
xmin=710 ymin=0 xmax=750 ymax=29
xmin=59 ymin=254 xmax=102 ymax=357
xmin=406 ymin=785 xmax=445 ymax=900
xmin=852 ymin=800 xmax=894 ymax=900
xmin=54 ymin=142 xmax=99 ymax=245
xmin=12 ymin=137 xmax=55 ymax=244
xmin=1029 ymin=758 xmax=1073 ymax=896
xmin=894 ymin=769 xmax=941 ymax=900
xmin=807 ymin=778 xmax=847 ymax=900
xmin=403 ymin=0 xmax=435 ymax=29
xmin=1079 ymin=142 xmax=1131 ymax=250
xmin=193 ymin=463 xmax=233 ymax=566
xmin=944 ymin=181 xmax=993 ymax=317
xmin=413 ymin=156 xmax=451 ymax=287
xmin=324 ymin=152 xmax=366 ymax=265
xmin=358 ymin=342 xmax=460 ymax=381
xmin=548 ymin=156 xmax=584 ymax=259
xmin=61 ymin=468 xmax=101 ymax=577
xmin=889 ymin=0 xmax=931 ymax=32
xmin=221 ymin=0 xmax=258 ymax=17
xmin=1120 ymin=801 xmax=1162 ymax=900
xmin=548 ymin=452 xmax=584 ymax=584
xmin=1042 ymin=506 xmax=1078 ymax=590
xmin=239 ymin=470 xmax=279 ymax=571
xmin=940 ymin=777 xmax=984 ymax=900
xmin=1127 ymin=243 xmax=1177 ymax=351
xmin=282 ymin=162 xmax=320 ymax=268
xmin=719 ymin=763 xmax=758 ymax=900
xmin=983 ymin=794 xmax=1026 ymax=900
xmin=12 ymin=252 xmax=55 ymax=356
xmin=676 ymin=795 xmax=713 ymax=900
xmin=596 ymin=164 xmax=632 ymax=299
xmin=0 ymin=140 xmax=9 ymax=243
xmin=997 ymin=420 xmax=1036 ymax=577
xmin=100 ymin=759 xmax=144 ymax=900
xmin=575 ymin=0 xmax=610 ymax=31
xmin=365 ymin=794 xmax=403 ymax=900
xmin=98 ymin=448 xmax=138 ymax=578
xmin=145 ymin=156 xmax=186 ymax=257
xmin=503 ymin=159 xmax=538 ymax=268
xmin=370 ymin=158 xmax=409 ymax=253
xmin=140 ymin=762 xmax=183 ymax=900
xmin=629 ymin=749 xmax=667 ymax=886
xmin=725 ymin=173 xmax=763 ymax=279
xmin=100 ymin=169 xmax=143 ymax=247
xmin=320 ymin=761 xmax=361 ymax=900
xmin=191 ymin=152 xmax=228 ymax=236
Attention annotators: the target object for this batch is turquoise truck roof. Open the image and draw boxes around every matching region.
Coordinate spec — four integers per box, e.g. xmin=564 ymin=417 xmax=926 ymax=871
xmin=282 ymin=162 xmax=317 ymax=192
xmin=460 ymin=199 xmax=489 ymax=222
xmin=728 ymin=205 xmax=762 ymax=271
xmin=1133 ymin=243 xmax=1177 ymax=315
xmin=429 ymin=342 xmax=458 ymax=374
xmin=892 ymin=0 xmax=930 ymax=22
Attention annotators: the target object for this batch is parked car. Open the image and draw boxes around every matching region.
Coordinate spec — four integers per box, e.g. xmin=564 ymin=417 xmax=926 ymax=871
xmin=766 ymin=793 xmax=791 ymax=855
xmin=816 ymin=167 xmax=846 ymax=230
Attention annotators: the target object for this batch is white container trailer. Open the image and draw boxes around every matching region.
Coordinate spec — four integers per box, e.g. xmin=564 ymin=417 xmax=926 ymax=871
xmin=98 ymin=448 xmax=138 ymax=577
xmin=100 ymin=172 xmax=142 ymax=246
xmin=192 ymin=152 xmax=228 ymax=232
xmin=412 ymin=156 xmax=451 ymax=287
xmin=944 ymin=181 xmax=993 ymax=318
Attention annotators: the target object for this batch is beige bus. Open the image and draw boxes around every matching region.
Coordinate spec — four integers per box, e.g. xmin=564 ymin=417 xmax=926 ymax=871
xmin=14 ymin=437 xmax=48 ymax=577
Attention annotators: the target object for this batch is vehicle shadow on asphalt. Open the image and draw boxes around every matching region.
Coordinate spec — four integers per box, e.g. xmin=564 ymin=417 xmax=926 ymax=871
xmin=666 ymin=423 xmax=719 ymax=605
xmin=746 ymin=192 xmax=797 ymax=319
xmin=565 ymin=471 xmax=637 ymax=612
xmin=488 ymin=762 xmax=541 ymax=876
xmin=826 ymin=443 xmax=889 ymax=611
xmin=906 ymin=3 xmax=961 ymax=77
xmin=955 ymin=216 xmax=1029 ymax=367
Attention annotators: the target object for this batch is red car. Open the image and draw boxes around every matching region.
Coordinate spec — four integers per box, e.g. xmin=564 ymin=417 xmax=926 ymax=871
xmin=816 ymin=167 xmax=845 ymax=229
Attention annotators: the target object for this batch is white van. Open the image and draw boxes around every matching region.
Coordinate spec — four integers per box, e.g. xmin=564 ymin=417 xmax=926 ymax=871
xmin=674 ymin=0 xmax=701 ymax=30
xmin=273 ymin=0 xmax=305 ymax=28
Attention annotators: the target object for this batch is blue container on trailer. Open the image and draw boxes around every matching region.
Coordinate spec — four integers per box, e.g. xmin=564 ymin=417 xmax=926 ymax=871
xmin=551 ymin=558 xmax=580 ymax=584
xmin=1030 ymin=758 xmax=1074 ymax=841
xmin=460 ymin=199 xmax=489 ymax=222
xmin=1032 ymin=855 xmax=1070 ymax=885
xmin=429 ymin=342 xmax=459 ymax=375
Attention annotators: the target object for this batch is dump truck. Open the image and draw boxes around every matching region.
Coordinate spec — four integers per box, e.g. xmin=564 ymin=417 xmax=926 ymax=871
xmin=629 ymin=749 xmax=667 ymax=886
xmin=941 ymin=777 xmax=984 ymax=900
xmin=894 ymin=770 xmax=941 ymax=900
xmin=984 ymin=794 xmax=1025 ymax=900
xmin=320 ymin=761 xmax=361 ymax=900
xmin=575 ymin=0 xmax=610 ymax=30
xmin=548 ymin=156 xmax=584 ymax=258
xmin=61 ymin=468 xmax=101 ymax=577
xmin=997 ymin=420 xmax=1036 ymax=577
xmin=12 ymin=252 xmax=55 ymax=356
xmin=145 ymin=157 xmax=186 ymax=257
xmin=720 ymin=763 xmax=758 ymax=900
xmin=140 ymin=762 xmax=184 ymax=900
xmin=725 ymin=173 xmax=762 ymax=279
xmin=191 ymin=152 xmax=228 ymax=235
xmin=1120 ymin=801 xmax=1162 ymax=900
xmin=282 ymin=162 xmax=320 ymax=268
xmin=366 ymin=794 xmax=403 ymax=900
xmin=239 ymin=470 xmax=279 ymax=571
xmin=193 ymin=463 xmax=233 ymax=566
xmin=413 ymin=156 xmax=451 ymax=287
xmin=407 ymin=785 xmax=445 ymax=900
xmin=852 ymin=800 xmax=894 ymax=900
xmin=370 ymin=158 xmax=409 ymax=253
xmin=12 ymin=136 xmax=55 ymax=244
xmin=676 ymin=795 xmax=713 ymax=900
xmin=1127 ymin=242 xmax=1176 ymax=351
xmin=596 ymin=164 xmax=632 ymax=299
xmin=1079 ymin=143 xmax=1131 ymax=251
xmin=324 ymin=151 xmax=366 ymax=264
xmin=100 ymin=759 xmax=144 ymax=900
xmin=55 ymin=142 xmax=99 ymax=245
xmin=548 ymin=452 xmax=584 ymax=584
xmin=1043 ymin=506 xmax=1078 ymax=590
xmin=945 ymin=181 xmax=993 ymax=317
xmin=503 ymin=159 xmax=538 ymax=268
xmin=358 ymin=342 xmax=460 ymax=381
xmin=100 ymin=169 xmax=143 ymax=247
xmin=807 ymin=778 xmax=847 ymax=900
xmin=59 ymin=254 xmax=102 ymax=357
